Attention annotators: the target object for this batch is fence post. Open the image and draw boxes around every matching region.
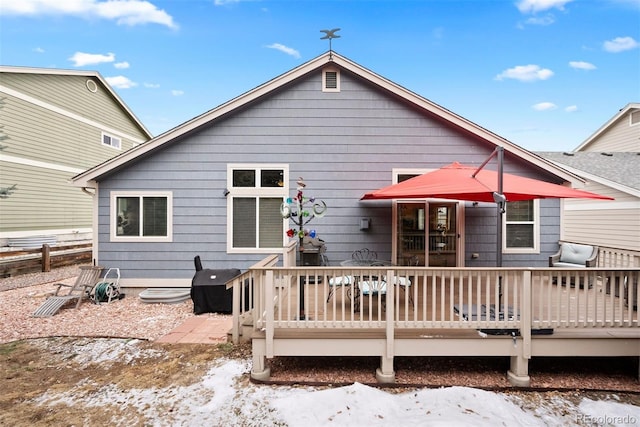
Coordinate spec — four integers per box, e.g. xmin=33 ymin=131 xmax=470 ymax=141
xmin=42 ymin=244 xmax=51 ymax=272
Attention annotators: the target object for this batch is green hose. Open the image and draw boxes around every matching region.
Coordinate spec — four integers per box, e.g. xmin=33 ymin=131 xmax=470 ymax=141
xmin=94 ymin=282 xmax=113 ymax=303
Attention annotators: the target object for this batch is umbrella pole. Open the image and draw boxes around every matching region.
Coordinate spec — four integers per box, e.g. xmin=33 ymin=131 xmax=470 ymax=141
xmin=475 ymin=146 xmax=506 ymax=320
xmin=497 ymin=147 xmax=504 ymax=319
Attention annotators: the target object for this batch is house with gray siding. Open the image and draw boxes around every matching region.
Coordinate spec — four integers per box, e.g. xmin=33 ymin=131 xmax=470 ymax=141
xmin=71 ymin=52 xmax=602 ymax=288
xmin=538 ymin=103 xmax=640 ymax=265
xmin=0 ymin=66 xmax=152 ymax=247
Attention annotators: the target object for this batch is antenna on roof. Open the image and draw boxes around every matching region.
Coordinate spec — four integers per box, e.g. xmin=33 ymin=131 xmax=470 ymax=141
xmin=320 ymin=28 xmax=341 ymax=59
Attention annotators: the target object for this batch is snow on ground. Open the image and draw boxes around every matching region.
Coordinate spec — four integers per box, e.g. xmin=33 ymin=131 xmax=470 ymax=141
xmin=33 ymin=358 xmax=640 ymax=426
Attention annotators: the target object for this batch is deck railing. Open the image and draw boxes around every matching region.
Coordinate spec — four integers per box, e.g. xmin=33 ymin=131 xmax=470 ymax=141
xmin=229 ymin=259 xmax=638 ymax=344
xmin=597 ymin=245 xmax=640 ymax=268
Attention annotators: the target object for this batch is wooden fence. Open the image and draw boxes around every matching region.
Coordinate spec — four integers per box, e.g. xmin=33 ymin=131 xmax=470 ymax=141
xmin=0 ymin=243 xmax=92 ymax=278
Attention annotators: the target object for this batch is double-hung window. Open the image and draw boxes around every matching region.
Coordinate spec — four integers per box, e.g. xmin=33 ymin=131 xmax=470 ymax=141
xmin=111 ymin=192 xmax=172 ymax=242
xmin=504 ymin=200 xmax=539 ymax=253
xmin=227 ymin=165 xmax=287 ymax=253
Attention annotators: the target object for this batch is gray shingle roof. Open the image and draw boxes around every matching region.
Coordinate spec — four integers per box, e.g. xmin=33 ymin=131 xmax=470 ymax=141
xmin=536 ymin=151 xmax=640 ymax=191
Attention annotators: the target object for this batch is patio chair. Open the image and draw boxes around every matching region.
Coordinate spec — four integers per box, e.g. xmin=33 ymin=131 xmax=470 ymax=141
xmin=327 ymin=249 xmax=375 ymax=303
xmin=360 ymin=276 xmax=387 ymax=310
xmin=351 ymin=248 xmax=377 ymax=265
xmin=326 ymin=274 xmax=356 ymax=303
xmin=385 ymin=255 xmax=418 ymax=306
xmin=32 ymin=265 xmax=104 ymax=317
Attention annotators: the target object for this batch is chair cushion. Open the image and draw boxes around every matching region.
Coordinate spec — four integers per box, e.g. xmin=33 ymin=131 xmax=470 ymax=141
xmin=559 ymin=243 xmax=594 ymax=265
xmin=329 ymin=276 xmax=354 ymax=286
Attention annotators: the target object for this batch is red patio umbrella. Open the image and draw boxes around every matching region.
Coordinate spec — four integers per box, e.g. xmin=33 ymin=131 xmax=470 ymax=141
xmin=361 ymin=162 xmax=613 ymax=202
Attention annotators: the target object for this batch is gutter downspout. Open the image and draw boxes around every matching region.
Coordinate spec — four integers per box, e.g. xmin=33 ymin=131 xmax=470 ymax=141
xmin=81 ymin=184 xmax=98 ymax=266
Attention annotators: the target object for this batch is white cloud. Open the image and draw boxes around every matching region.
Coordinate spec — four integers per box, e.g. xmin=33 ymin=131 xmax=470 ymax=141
xmin=214 ymin=0 xmax=242 ymax=5
xmin=171 ymin=89 xmax=184 ymax=96
xmin=495 ymin=64 xmax=554 ymax=82
xmin=144 ymin=82 xmax=160 ymax=88
xmin=565 ymin=105 xmax=578 ymax=112
xmin=265 ymin=43 xmax=301 ymax=58
xmin=33 ymin=47 xmax=45 ymax=53
xmin=603 ymin=36 xmax=639 ymax=53
xmin=516 ymin=0 xmax=574 ymax=14
xmin=0 ymin=0 xmax=177 ymax=29
xmin=105 ymin=75 xmax=137 ymax=89
xmin=532 ymin=102 xmax=557 ymax=111
xmin=524 ymin=14 xmax=555 ymax=25
xmin=114 ymin=61 xmax=130 ymax=69
xmin=69 ymin=51 xmax=115 ymax=66
xmin=569 ymin=61 xmax=596 ymax=70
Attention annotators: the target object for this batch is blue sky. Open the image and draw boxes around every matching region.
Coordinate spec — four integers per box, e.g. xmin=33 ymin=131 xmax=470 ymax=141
xmin=1 ymin=0 xmax=639 ymax=151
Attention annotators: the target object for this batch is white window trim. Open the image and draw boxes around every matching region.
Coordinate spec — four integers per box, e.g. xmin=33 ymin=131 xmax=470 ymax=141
xmin=110 ymin=191 xmax=173 ymax=243
xmin=503 ymin=199 xmax=540 ymax=254
xmin=102 ymin=132 xmax=122 ymax=150
xmin=322 ymin=67 xmax=340 ymax=93
xmin=226 ymin=164 xmax=289 ymax=254
xmin=630 ymin=110 xmax=640 ymax=126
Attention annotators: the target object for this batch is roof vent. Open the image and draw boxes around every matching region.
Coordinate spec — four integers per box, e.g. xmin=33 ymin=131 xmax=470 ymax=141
xmin=601 ymin=152 xmax=613 ymax=156
xmin=322 ymin=68 xmax=339 ymax=92
xmin=562 ymin=152 xmax=574 ymax=156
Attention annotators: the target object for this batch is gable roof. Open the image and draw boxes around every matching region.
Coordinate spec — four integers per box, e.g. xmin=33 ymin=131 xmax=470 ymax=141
xmin=537 ymin=151 xmax=640 ymax=197
xmin=70 ymin=51 xmax=582 ymax=188
xmin=574 ymin=102 xmax=640 ymax=152
xmin=0 ymin=65 xmax=152 ymax=140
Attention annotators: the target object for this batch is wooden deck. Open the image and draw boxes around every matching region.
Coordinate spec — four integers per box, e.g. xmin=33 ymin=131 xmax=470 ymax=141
xmin=228 ymin=256 xmax=639 ymax=387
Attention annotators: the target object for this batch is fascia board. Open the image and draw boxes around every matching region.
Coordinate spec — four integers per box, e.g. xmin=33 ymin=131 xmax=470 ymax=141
xmin=574 ymin=103 xmax=640 ymax=152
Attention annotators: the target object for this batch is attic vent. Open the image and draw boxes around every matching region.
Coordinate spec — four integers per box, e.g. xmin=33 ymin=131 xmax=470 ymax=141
xmin=322 ymin=68 xmax=340 ymax=92
xmin=631 ymin=110 xmax=640 ymax=125
xmin=86 ymin=79 xmax=98 ymax=93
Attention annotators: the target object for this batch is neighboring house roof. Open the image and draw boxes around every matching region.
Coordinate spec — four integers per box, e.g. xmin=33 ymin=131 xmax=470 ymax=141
xmin=537 ymin=151 xmax=640 ymax=197
xmin=574 ymin=102 xmax=640 ymax=152
xmin=71 ymin=51 xmax=584 ymax=187
xmin=0 ymin=65 xmax=152 ymax=140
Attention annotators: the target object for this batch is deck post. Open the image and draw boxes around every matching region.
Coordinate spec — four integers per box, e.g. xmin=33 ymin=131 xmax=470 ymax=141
xmin=265 ymin=270 xmax=275 ymax=358
xmin=376 ymin=269 xmax=396 ymax=383
xmin=507 ymin=353 xmax=530 ymax=387
xmin=521 ymin=270 xmax=532 ymax=359
xmin=508 ymin=270 xmax=532 ymax=387
xmin=250 ymin=269 xmax=272 ymax=382
xmin=251 ymin=338 xmax=270 ymax=381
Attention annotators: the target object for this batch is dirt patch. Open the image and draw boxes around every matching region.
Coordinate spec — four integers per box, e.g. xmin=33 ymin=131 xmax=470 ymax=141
xmin=0 ymin=337 xmax=252 ymax=426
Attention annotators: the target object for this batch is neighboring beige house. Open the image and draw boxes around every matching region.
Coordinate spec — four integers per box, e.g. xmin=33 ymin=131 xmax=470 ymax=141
xmin=539 ymin=103 xmax=640 ymax=266
xmin=0 ymin=66 xmax=152 ymax=247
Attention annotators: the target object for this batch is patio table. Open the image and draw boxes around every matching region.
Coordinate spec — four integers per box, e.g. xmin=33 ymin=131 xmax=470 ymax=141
xmin=337 ymin=259 xmax=394 ymax=310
